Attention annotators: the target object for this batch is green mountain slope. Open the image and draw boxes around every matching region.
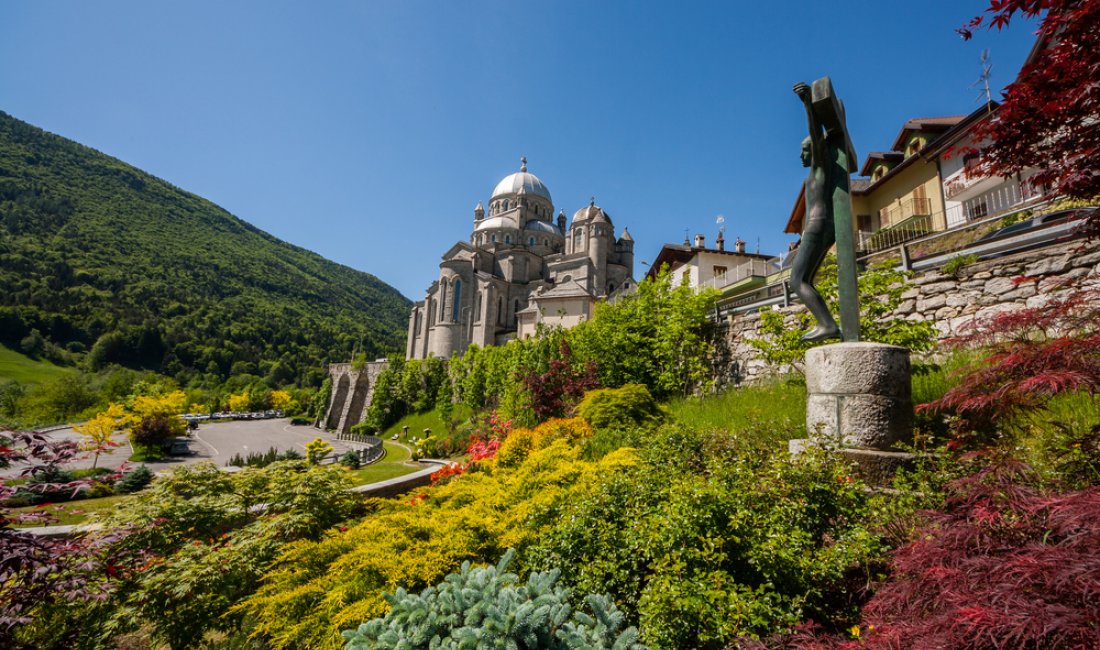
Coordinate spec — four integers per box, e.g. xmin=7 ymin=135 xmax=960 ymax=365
xmin=0 ymin=111 xmax=409 ymax=386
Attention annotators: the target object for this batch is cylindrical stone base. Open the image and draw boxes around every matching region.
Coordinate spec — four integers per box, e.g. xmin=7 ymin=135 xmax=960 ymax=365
xmin=805 ymin=342 xmax=913 ymax=450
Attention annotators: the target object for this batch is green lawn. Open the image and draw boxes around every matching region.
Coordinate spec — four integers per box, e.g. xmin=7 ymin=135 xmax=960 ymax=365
xmin=344 ymin=440 xmax=423 ymax=484
xmin=378 ymin=405 xmax=472 ymax=441
xmin=667 ymin=378 xmax=807 ymax=447
xmin=11 ymin=493 xmax=132 ymax=528
xmin=0 ymin=343 xmax=75 ymax=384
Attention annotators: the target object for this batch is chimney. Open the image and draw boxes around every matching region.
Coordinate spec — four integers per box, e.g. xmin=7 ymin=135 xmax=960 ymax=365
xmin=716 ymin=231 xmax=725 ymax=251
xmin=735 ymin=237 xmax=746 ymax=254
xmin=694 ymin=234 xmax=705 ymax=248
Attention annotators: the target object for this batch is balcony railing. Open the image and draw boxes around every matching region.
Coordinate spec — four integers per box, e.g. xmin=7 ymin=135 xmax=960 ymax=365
xmin=697 ymin=259 xmax=774 ymax=292
xmin=861 ymin=212 xmax=933 ymax=253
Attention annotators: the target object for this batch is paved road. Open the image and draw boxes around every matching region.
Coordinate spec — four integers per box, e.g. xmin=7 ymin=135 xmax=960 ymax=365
xmin=2 ymin=419 xmax=358 ymax=477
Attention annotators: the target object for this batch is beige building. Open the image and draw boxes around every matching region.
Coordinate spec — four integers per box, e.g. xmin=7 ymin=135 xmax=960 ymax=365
xmin=646 ymin=232 xmax=777 ymax=294
xmin=407 ymin=160 xmax=634 ymax=359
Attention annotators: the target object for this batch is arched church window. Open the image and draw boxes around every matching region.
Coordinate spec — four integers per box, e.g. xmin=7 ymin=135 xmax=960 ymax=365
xmin=491 ymin=234 xmax=497 ymax=243
xmin=438 ymin=282 xmax=448 ymax=323
xmin=505 ymin=235 xmax=512 ymax=244
xmin=529 ymin=237 xmax=535 ymax=247
xmin=498 ymin=297 xmax=505 ymax=325
xmin=503 ymin=200 xmax=510 ymax=210
xmin=474 ymin=291 xmax=481 ymax=322
xmin=513 ymin=299 xmax=521 ymax=327
xmin=543 ymin=239 xmax=548 ymax=246
xmin=573 ymin=229 xmax=583 ymax=252
xmin=608 ymin=283 xmax=616 ymax=294
xmin=452 ymin=280 xmax=462 ymax=322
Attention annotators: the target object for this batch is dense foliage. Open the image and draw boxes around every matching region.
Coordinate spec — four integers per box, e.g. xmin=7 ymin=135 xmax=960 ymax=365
xmin=235 ymin=415 xmax=895 ymax=650
xmin=15 ymin=461 xmax=359 ymax=649
xmin=0 ymin=430 xmax=132 ymax=648
xmin=238 ymin=434 xmax=636 ymax=649
xmin=0 ymin=111 xmax=409 ymax=388
xmin=746 ymin=459 xmax=1100 ymax=650
xmin=343 ymin=549 xmax=644 ymax=650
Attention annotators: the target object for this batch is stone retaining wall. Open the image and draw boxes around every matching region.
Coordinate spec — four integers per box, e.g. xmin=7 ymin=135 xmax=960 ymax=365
xmin=717 ymin=239 xmax=1100 ymax=385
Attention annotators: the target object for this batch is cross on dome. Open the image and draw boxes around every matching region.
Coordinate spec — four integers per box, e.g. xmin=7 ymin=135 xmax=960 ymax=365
xmin=520 ymin=156 xmax=527 ymax=172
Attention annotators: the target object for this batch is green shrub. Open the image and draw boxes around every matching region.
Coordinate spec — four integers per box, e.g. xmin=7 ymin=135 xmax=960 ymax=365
xmin=339 ymin=450 xmax=361 ymax=469
xmin=342 ymin=549 xmax=645 ymax=650
xmin=529 ymin=426 xmax=888 ymax=648
xmin=85 ymin=480 xmax=114 ymax=498
xmin=225 ymin=446 xmax=303 ymax=468
xmin=941 ymin=253 xmax=979 ymax=277
xmin=577 ymin=384 xmax=663 ymax=431
xmin=114 ymin=464 xmax=154 ymax=493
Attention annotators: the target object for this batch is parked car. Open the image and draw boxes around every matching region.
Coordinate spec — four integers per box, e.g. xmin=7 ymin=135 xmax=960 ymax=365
xmin=166 ymin=438 xmax=193 ymax=456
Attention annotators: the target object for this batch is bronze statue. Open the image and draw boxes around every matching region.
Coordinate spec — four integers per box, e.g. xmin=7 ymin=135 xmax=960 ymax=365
xmin=790 ymin=77 xmax=861 ymax=342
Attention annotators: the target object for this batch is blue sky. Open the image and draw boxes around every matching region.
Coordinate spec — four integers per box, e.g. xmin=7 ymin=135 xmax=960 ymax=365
xmin=1 ymin=1 xmax=1038 ymax=300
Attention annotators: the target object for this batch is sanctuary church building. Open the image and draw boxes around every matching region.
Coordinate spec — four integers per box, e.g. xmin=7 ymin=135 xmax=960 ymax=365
xmin=406 ymin=159 xmax=635 ymax=360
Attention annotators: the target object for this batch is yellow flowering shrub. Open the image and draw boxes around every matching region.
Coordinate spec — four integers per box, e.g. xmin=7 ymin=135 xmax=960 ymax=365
xmin=237 ymin=440 xmax=636 ymax=649
xmin=495 ymin=417 xmax=594 ymax=468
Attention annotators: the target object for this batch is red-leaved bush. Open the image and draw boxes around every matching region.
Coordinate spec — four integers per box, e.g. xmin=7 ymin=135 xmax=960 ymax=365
xmin=521 ymin=340 xmax=598 ymax=422
xmin=1 ymin=431 xmax=135 ymax=646
xmin=740 ymin=459 xmax=1100 ymax=650
xmin=858 ymin=459 xmax=1100 ymax=648
xmin=921 ymin=288 xmax=1100 ymax=444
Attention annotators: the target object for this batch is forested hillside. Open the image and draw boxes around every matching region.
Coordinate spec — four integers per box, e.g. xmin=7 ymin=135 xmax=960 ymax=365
xmin=0 ymin=111 xmax=409 ymax=387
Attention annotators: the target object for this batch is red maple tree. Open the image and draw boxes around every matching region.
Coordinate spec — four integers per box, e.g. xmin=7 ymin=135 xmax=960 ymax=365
xmin=960 ymin=1 xmax=1100 ymax=202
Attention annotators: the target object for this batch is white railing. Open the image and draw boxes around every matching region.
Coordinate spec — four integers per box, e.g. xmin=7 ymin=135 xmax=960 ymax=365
xmin=696 ymin=259 xmax=774 ymax=292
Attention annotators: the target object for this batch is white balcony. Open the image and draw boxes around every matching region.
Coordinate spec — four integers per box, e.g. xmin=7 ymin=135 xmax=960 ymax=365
xmin=944 ymin=166 xmax=1002 ymax=202
xmin=697 ymin=259 xmax=774 ymax=292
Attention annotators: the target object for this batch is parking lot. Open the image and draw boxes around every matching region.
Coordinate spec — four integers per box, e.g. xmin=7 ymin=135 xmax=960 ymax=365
xmin=2 ymin=419 xmax=357 ymax=477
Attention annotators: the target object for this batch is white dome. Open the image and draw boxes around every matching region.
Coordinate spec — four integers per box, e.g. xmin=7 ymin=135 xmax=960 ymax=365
xmin=491 ymin=162 xmax=552 ymax=203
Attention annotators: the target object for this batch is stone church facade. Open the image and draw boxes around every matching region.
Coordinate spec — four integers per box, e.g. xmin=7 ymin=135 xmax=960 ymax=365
xmin=406 ymin=159 xmax=635 ymax=359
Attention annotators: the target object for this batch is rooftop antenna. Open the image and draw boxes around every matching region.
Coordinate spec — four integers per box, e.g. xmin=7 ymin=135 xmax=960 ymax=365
xmin=683 ymin=228 xmax=690 ymax=245
xmin=756 ymin=237 xmax=761 ymax=254
xmin=971 ymin=49 xmax=993 ymax=111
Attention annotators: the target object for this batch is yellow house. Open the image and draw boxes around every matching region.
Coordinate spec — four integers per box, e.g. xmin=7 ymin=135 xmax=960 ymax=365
xmin=850 ymin=115 xmax=965 ymax=252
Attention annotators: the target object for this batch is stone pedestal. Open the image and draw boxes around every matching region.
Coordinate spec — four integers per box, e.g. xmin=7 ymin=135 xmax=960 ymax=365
xmin=796 ymin=342 xmax=916 ymax=486
xmin=805 ymin=342 xmax=912 ymax=449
